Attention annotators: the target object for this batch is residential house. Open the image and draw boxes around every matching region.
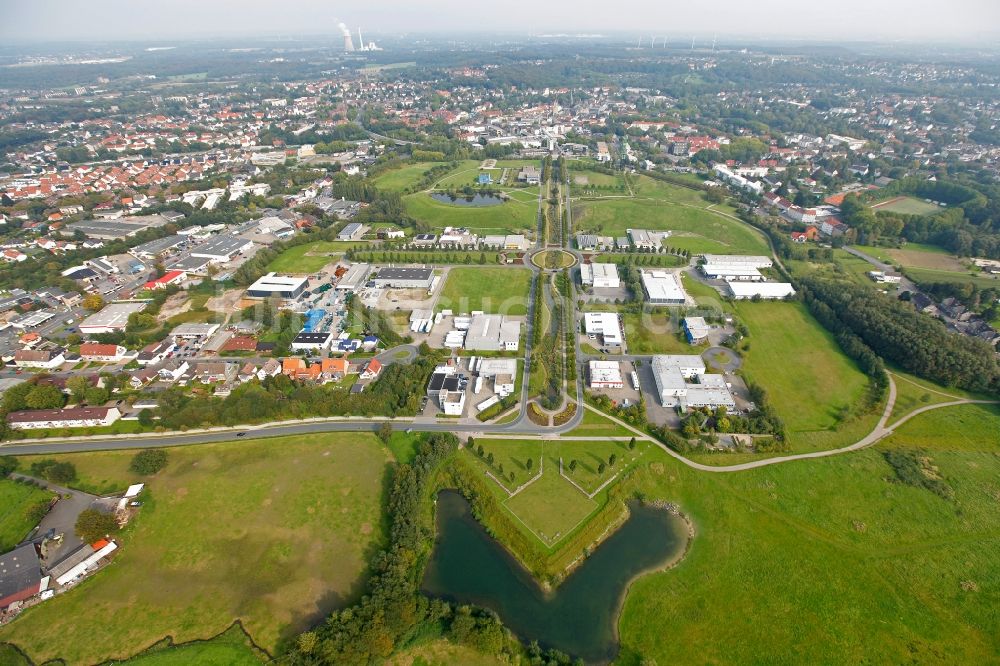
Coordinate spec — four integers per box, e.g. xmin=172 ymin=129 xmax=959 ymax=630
xmin=79 ymin=343 xmax=130 ymax=362
xmin=14 ymin=349 xmax=65 ymax=369
xmin=360 ymin=359 xmax=382 ymax=380
xmin=137 ymin=339 xmax=174 ymax=365
xmin=192 ymin=362 xmax=236 ymax=384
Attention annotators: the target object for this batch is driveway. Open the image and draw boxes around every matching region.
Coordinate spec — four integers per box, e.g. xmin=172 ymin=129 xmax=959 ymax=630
xmin=13 ymin=474 xmax=101 ymax=566
xmin=703 ymin=346 xmax=741 ymax=372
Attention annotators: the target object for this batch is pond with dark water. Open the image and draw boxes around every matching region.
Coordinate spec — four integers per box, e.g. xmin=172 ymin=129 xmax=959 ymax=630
xmin=429 ymin=192 xmax=505 ymax=206
xmin=421 ymin=490 xmax=687 ymax=663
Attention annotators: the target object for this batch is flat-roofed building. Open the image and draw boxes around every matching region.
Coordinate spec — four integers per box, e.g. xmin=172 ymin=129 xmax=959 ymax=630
xmin=130 ymin=234 xmax=187 ymax=260
xmin=650 ymin=355 xmax=736 ymax=412
xmin=700 ymin=264 xmax=765 ymax=281
xmin=170 ymin=322 xmax=220 ymax=339
xmin=79 ymin=302 xmax=147 ymax=334
xmin=702 ymin=254 xmax=773 ymax=268
xmin=583 ymin=312 xmax=624 ymax=348
xmin=371 ymin=267 xmax=434 ymax=289
xmin=727 ymin=282 xmax=795 ymax=300
xmin=640 ymin=270 xmax=687 ymax=305
xmin=589 ymin=360 xmax=624 ymax=389
xmin=67 ymin=214 xmax=170 ymax=240
xmin=627 ymin=228 xmax=669 ymax=250
xmin=464 ymin=314 xmax=521 ymax=351
xmin=291 ymin=331 xmax=334 ymax=351
xmin=336 ymin=263 xmax=370 ymax=291
xmin=190 ymin=235 xmax=255 ymax=263
xmin=246 ymin=273 xmax=308 ymax=299
xmin=338 ymin=222 xmax=365 ymax=241
xmin=580 ymin=263 xmax=620 ymax=289
xmin=683 ymin=317 xmax=712 ymax=343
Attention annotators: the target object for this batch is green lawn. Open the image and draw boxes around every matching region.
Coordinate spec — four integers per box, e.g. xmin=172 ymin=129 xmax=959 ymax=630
xmin=566 ymin=408 xmax=633 ymax=437
xmin=905 ymin=266 xmax=1000 ymax=289
xmin=871 ymin=195 xmax=943 ymax=216
xmin=0 ymin=433 xmax=391 ymax=665
xmin=117 ymin=624 xmax=264 ymax=665
xmin=733 ymin=300 xmax=873 ymax=443
xmin=787 ymin=249 xmax=881 ymax=288
xmin=888 ymin=370 xmax=969 ymax=423
xmin=619 ymin=402 xmax=1000 ymax=664
xmin=0 ymin=479 xmax=53 ymax=551
xmin=572 ymin=197 xmax=767 ymax=255
xmin=437 ymin=267 xmax=532 ymax=315
xmin=404 ymin=192 xmax=537 ymax=234
xmin=370 ymin=162 xmax=439 ymax=192
xmin=265 ymin=241 xmax=361 ymax=274
xmin=504 ymin=468 xmax=598 ymax=547
xmin=621 ymin=311 xmax=699 ymax=354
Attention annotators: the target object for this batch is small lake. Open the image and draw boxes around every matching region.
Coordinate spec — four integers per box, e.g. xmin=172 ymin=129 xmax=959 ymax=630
xmin=430 ymin=192 xmax=505 ymax=207
xmin=421 ymin=491 xmax=687 ymax=663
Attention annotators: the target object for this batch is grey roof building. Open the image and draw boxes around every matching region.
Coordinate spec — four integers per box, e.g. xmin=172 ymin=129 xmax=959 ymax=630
xmin=370 ymin=267 xmax=434 ymax=289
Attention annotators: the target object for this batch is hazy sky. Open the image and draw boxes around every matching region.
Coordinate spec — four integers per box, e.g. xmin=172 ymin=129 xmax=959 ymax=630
xmin=2 ymin=0 xmax=999 ymax=44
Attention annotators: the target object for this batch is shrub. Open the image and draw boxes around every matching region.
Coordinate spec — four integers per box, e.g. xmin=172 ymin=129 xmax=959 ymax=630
xmin=129 ymin=449 xmax=168 ymax=476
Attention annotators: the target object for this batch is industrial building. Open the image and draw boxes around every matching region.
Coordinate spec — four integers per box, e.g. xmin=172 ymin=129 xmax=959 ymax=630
xmin=336 ymin=263 xmax=370 ymax=291
xmin=700 ymin=264 xmax=765 ymax=281
xmin=189 ymin=235 xmax=255 ymax=263
xmin=640 ymin=270 xmax=687 ymax=304
xmin=463 ymin=314 xmax=521 ymax=351
xmin=170 ymin=322 xmax=221 ymax=339
xmin=702 ymin=254 xmax=773 ymax=268
xmin=683 ymin=317 xmax=712 ymax=343
xmin=477 ymin=358 xmax=517 ymax=398
xmin=583 ymin=312 xmax=624 ymax=348
xmin=291 ymin=331 xmax=334 ymax=351
xmin=627 ymin=228 xmax=670 ymax=250
xmin=428 ymin=371 xmax=466 ymax=416
xmin=67 ymin=214 xmax=171 ymax=240
xmin=589 ymin=360 xmax=624 ymax=389
xmin=370 ymin=267 xmax=434 ymax=290
xmin=727 ymin=282 xmax=796 ymax=300
xmin=650 ymin=355 xmax=736 ymax=412
xmin=580 ymin=263 xmax=620 ymax=289
xmin=246 ymin=273 xmax=309 ymax=299
xmin=79 ymin=302 xmax=147 ymax=334
xmin=338 ymin=222 xmax=365 ymax=241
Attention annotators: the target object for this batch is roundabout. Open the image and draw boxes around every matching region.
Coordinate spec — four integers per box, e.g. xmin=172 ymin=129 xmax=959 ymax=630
xmin=530 ymin=249 xmax=578 ymax=270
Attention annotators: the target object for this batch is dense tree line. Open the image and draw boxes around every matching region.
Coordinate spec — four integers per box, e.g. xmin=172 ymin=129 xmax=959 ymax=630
xmin=801 ymin=277 xmax=1000 ymax=395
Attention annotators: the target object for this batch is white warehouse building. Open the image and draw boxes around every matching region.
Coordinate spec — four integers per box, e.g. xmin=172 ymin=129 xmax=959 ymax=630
xmin=580 ymin=263 xmax=620 ymax=289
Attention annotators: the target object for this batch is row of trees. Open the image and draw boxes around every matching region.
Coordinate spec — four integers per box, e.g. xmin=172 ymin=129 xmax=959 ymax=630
xmin=802 ymin=277 xmax=1000 ymax=395
xmin=155 ymin=352 xmax=440 ymax=430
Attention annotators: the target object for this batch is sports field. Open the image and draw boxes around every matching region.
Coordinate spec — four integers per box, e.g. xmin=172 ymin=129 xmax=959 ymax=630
xmin=0 ymin=433 xmax=391 ymax=665
xmin=403 ymin=192 xmax=538 ymax=233
xmin=265 ymin=241 xmax=364 ymax=273
xmin=732 ymin=301 xmax=872 ymax=442
xmin=871 ymin=196 xmax=943 ymax=216
xmin=0 ymin=480 xmax=52 ymax=551
xmin=437 ymin=266 xmax=532 ymax=315
xmin=620 ymin=403 xmax=1000 ymax=664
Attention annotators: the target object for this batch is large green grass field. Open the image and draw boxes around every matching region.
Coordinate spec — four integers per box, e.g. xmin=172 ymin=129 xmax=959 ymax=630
xmin=0 ymin=480 xmax=52 ymax=551
xmin=370 ymin=162 xmax=439 ymax=192
xmin=871 ymin=195 xmax=944 ymax=216
xmin=572 ymin=179 xmax=768 ymax=256
xmin=0 ymin=433 xmax=391 ymax=665
xmin=617 ymin=402 xmax=1000 ymax=664
xmin=265 ymin=241 xmax=365 ymax=273
xmin=733 ymin=301 xmax=874 ymax=446
xmin=403 ymin=191 xmax=538 ymax=234
xmin=437 ymin=266 xmax=532 ymax=315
